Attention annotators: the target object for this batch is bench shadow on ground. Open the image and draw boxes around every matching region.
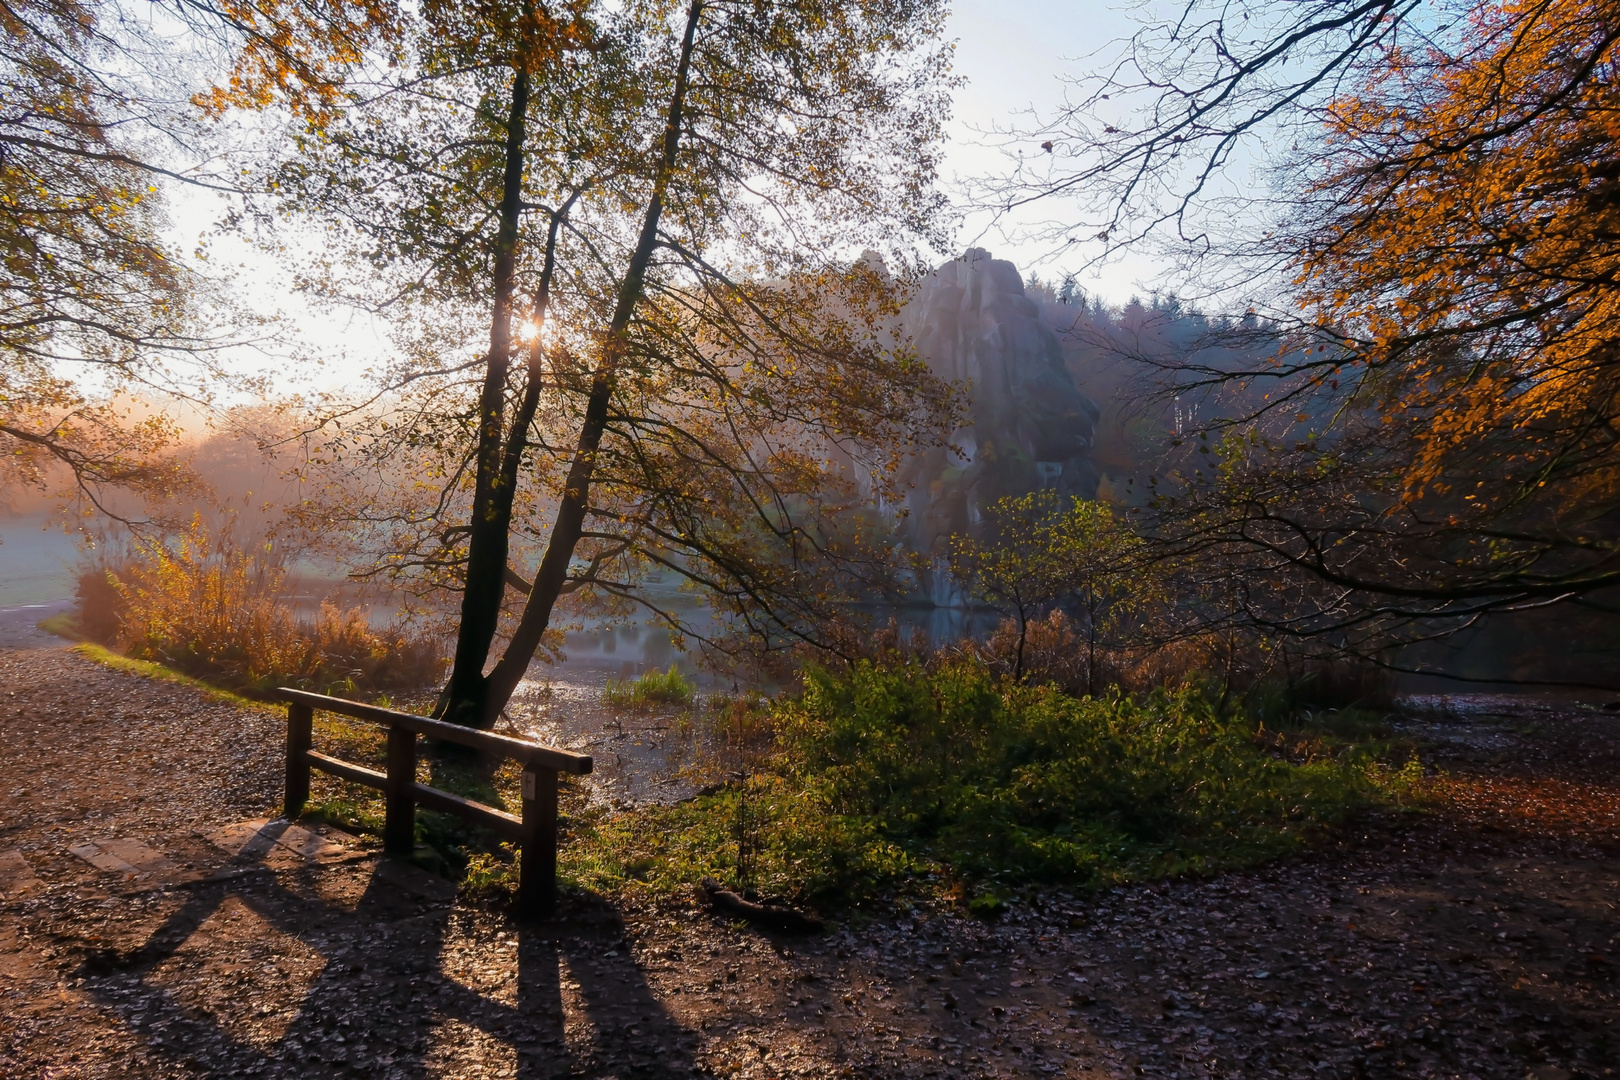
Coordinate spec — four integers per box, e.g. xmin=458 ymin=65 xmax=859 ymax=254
xmin=75 ymin=818 xmax=697 ymax=1079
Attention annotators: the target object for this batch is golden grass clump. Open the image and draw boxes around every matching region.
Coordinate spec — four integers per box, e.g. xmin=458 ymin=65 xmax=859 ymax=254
xmin=78 ymin=517 xmax=444 ymax=697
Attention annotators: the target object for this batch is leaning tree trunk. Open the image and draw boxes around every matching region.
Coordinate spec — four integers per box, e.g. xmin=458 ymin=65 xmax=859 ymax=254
xmin=475 ymin=0 xmax=706 ymax=726
xmin=437 ymin=66 xmax=531 ymax=726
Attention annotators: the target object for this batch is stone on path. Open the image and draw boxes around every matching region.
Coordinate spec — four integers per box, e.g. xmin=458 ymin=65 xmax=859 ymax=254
xmin=273 ymin=823 xmax=344 ymax=861
xmin=65 ymin=821 xmax=360 ymax=890
xmin=0 ymin=847 xmax=40 ymax=897
xmin=67 ymin=837 xmax=175 ymax=880
xmin=205 ymin=818 xmax=351 ymax=865
xmin=203 ymin=818 xmax=283 ymax=860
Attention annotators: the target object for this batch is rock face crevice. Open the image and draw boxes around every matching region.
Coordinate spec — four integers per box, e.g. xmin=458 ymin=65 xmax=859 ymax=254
xmin=897 ymin=249 xmax=1100 ymax=565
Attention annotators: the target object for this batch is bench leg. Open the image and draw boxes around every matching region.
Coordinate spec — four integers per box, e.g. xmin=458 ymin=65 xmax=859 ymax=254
xmin=519 ymin=767 xmax=558 ymax=920
xmin=285 ymin=703 xmax=313 ymax=818
xmin=385 ymin=725 xmax=417 ymax=855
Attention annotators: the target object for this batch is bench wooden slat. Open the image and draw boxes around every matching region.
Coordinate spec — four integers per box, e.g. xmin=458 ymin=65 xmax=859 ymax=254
xmin=305 ymin=750 xmax=387 ymax=791
xmin=409 ymin=782 xmax=525 ymax=843
xmin=273 ymin=688 xmax=592 ymax=775
xmin=278 ymin=687 xmax=570 ymax=919
xmin=304 ymin=753 xmax=525 ymax=844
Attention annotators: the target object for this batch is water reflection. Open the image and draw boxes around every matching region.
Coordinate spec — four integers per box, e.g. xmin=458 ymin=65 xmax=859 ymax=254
xmin=502 ymin=602 xmax=1002 ymax=808
xmin=865 ymin=602 xmax=1003 ymax=650
xmin=506 ymin=663 xmax=705 ymax=808
xmin=545 ymin=602 xmax=1003 ymax=683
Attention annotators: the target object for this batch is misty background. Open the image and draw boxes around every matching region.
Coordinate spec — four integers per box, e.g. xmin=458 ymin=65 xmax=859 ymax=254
xmin=0 ymin=0 xmax=1151 ymax=648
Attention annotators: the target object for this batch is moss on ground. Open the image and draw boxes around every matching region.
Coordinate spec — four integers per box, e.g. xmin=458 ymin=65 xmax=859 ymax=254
xmin=71 ymin=643 xmax=281 ymax=714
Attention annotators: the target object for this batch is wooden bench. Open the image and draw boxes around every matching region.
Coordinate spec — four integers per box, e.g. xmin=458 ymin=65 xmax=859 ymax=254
xmin=275 ymin=687 xmax=592 ymax=919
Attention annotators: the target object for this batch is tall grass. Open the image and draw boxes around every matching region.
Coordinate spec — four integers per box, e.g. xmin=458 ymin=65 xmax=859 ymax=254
xmin=78 ymin=517 xmax=444 ymax=697
xmin=602 ymin=664 xmax=696 ymax=709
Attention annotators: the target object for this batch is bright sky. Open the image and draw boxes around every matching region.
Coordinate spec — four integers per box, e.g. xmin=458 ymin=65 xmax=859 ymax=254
xmin=170 ymin=0 xmax=1166 ymax=395
xmin=942 ymin=0 xmax=1165 ymax=295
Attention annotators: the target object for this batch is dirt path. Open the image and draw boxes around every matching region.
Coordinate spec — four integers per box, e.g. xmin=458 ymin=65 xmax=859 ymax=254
xmin=2 ymin=648 xmax=1618 ymax=1079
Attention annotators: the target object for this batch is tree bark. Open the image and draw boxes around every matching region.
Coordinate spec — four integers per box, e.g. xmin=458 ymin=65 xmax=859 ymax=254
xmin=438 ymin=66 xmax=531 ymax=725
xmin=493 ymin=198 xmax=572 ymax=533
xmin=477 ymin=0 xmax=706 ymax=725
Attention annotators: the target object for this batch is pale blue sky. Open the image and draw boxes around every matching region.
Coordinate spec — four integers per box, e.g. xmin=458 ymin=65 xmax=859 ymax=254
xmin=942 ymin=0 xmax=1174 ymax=294
xmin=941 ymin=0 xmax=1157 ymax=294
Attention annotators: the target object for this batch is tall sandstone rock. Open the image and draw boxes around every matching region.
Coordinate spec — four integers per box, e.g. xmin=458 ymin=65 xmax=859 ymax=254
xmin=896 ymin=249 xmax=1100 ymax=568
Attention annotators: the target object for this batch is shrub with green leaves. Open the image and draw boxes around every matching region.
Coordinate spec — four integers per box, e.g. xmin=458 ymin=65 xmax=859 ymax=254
xmin=562 ymin=775 xmax=918 ymax=909
xmin=561 ymin=657 xmax=1377 ymax=910
xmin=776 ymin=660 xmax=1369 ymax=883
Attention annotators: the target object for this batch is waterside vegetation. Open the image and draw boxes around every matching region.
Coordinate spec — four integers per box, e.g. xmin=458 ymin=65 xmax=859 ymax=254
xmin=122 ymin=635 xmax=1426 ymax=918
xmin=67 ymin=517 xmax=444 ymax=699
xmin=557 ymin=659 xmax=1420 ymax=915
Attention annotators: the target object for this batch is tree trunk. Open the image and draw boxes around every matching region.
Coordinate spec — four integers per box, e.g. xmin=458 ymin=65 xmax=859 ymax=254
xmin=1087 ymin=616 xmax=1097 ymax=697
xmin=1014 ymin=606 xmax=1028 ymax=682
xmin=493 ymin=200 xmax=571 ymax=535
xmin=437 ymin=66 xmax=531 ymax=725
xmin=476 ymin=0 xmax=707 ymax=725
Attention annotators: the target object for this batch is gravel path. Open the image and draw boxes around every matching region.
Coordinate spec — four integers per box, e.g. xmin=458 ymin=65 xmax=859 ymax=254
xmin=2 ymin=647 xmax=1618 ymax=1079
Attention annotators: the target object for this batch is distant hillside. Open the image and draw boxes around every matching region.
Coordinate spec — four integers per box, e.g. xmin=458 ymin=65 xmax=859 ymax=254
xmin=890 ymin=249 xmax=1285 ymax=555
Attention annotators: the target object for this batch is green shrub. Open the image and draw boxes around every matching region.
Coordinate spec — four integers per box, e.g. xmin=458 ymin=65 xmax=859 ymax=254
xmin=603 ymin=664 xmax=696 ymax=709
xmin=777 ymin=659 xmax=1370 ymax=883
xmin=560 ymin=657 xmax=1379 ymax=910
xmin=562 ymin=773 xmax=920 ymax=908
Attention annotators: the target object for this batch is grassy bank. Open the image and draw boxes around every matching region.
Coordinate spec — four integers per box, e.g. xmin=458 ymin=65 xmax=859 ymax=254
xmin=71 ymin=518 xmax=446 ymax=701
xmin=69 ymin=643 xmax=282 ymax=714
xmin=548 ymin=658 xmax=1416 ymax=915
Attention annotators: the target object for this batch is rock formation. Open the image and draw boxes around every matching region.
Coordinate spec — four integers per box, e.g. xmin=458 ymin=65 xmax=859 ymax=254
xmin=896 ymin=249 xmax=1101 ymax=568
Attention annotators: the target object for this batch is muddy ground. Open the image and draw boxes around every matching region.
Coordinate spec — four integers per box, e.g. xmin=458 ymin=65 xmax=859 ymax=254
xmin=2 ymin=647 xmax=1619 ymax=1079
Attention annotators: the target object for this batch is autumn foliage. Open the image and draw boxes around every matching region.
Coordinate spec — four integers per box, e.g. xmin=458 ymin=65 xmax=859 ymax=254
xmin=80 ymin=517 xmax=444 ymax=697
xmin=1114 ymin=0 xmax=1620 ymax=659
xmin=1299 ymin=0 xmax=1620 ymax=517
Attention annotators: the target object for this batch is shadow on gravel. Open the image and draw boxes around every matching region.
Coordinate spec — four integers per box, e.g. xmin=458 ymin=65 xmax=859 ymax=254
xmin=75 ymin=822 xmax=695 ymax=1078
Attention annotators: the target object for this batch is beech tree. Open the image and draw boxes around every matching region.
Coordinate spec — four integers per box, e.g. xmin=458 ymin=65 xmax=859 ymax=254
xmin=1143 ymin=0 xmax=1620 ymax=652
xmin=228 ymin=0 xmax=958 ymax=724
xmin=950 ymin=493 xmax=1145 ymax=685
